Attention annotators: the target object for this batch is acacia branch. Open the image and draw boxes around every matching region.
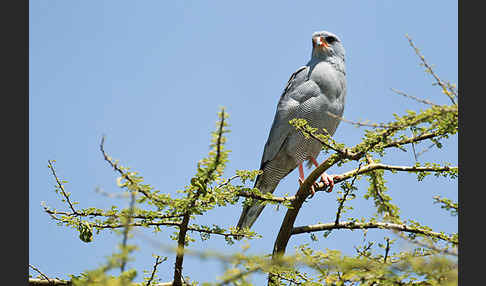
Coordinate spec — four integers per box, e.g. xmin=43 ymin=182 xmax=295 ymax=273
xmin=46 ymin=208 xmax=250 ymax=239
xmin=381 ymin=131 xmax=439 ymax=149
xmin=291 ymin=221 xmax=457 ymax=244
xmin=29 ymin=264 xmax=53 ymax=284
xmin=237 ymin=190 xmax=296 ymax=203
xmin=270 ymin=154 xmax=457 ymax=280
xmin=393 ymin=230 xmax=458 ymax=256
xmin=406 ymin=35 xmax=457 ymax=104
xmin=43 ymin=208 xmax=182 ymax=220
xmin=238 ymin=162 xmax=455 ymax=205
xmin=29 ymin=278 xmax=71 ymax=286
xmin=173 ymin=109 xmax=226 ymax=286
xmin=335 ymin=163 xmax=362 ymax=225
xmin=100 ymin=137 xmax=168 ymax=204
xmin=391 ymin=88 xmax=438 ymax=106
xmin=272 ymin=154 xmax=343 ymax=259
xmin=47 ymin=160 xmax=78 ymax=215
xmin=215 ymin=267 xmax=262 ymax=286
xmin=313 ymin=163 xmax=456 ymax=191
xmin=145 ymin=256 xmax=165 ymax=286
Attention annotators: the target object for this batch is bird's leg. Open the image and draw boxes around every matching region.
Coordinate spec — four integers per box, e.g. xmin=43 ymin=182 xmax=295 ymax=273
xmin=310 ymin=157 xmax=335 ymax=193
xmin=298 ymin=162 xmax=317 ymax=197
xmin=298 ymin=163 xmax=305 ymax=185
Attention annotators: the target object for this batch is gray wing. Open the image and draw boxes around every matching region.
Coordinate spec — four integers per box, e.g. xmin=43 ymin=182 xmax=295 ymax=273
xmin=259 ymin=66 xmax=310 ymax=168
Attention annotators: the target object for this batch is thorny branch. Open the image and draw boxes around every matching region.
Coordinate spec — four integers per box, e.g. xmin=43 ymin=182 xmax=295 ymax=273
xmin=406 ymin=34 xmax=457 ymax=104
xmin=237 ymin=162 xmax=455 ymax=204
xmin=291 ymin=221 xmax=457 ymax=245
xmin=384 ymin=238 xmax=391 ymax=263
xmin=391 ymin=88 xmax=438 ymax=106
xmin=145 ymin=255 xmax=166 ymax=286
xmin=313 ymin=163 xmax=456 ymax=191
xmin=173 ymin=109 xmax=227 ymax=286
xmin=100 ymin=136 xmax=168 ymax=204
xmin=393 ymin=230 xmax=458 ymax=256
xmin=29 ymin=279 xmax=71 ymax=286
xmin=335 ymin=163 xmax=362 ymax=225
xmin=215 ymin=267 xmax=262 ymax=286
xmin=29 ymin=264 xmax=53 ymax=284
xmin=48 ymin=160 xmax=78 ymax=215
xmin=42 ymin=208 xmax=182 ymax=220
xmin=44 ymin=208 xmax=248 ymax=239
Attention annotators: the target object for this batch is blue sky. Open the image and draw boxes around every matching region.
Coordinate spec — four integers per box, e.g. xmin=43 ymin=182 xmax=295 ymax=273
xmin=30 ymin=1 xmax=457 ymax=284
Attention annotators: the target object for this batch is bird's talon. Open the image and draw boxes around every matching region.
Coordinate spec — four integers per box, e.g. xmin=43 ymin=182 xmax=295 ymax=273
xmin=308 ymin=185 xmax=316 ymax=198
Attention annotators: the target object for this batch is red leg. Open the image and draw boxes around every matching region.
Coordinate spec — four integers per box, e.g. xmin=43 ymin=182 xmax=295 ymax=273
xmin=298 ymin=163 xmax=316 ymax=196
xmin=298 ymin=163 xmax=305 ymax=184
xmin=310 ymin=157 xmax=335 ymax=193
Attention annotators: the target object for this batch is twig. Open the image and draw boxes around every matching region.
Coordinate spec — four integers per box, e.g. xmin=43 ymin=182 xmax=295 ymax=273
xmin=216 ymin=175 xmax=240 ymax=189
xmin=410 ymin=128 xmax=418 ymax=162
xmin=100 ymin=136 xmax=167 ymax=204
xmin=415 ymin=143 xmax=437 ymax=158
xmin=325 ymin=111 xmax=388 ymax=129
xmin=47 ymin=160 xmax=78 ymax=215
xmin=120 ymin=190 xmax=136 ymax=273
xmin=406 ymin=35 xmax=457 ymax=104
xmin=381 ymin=131 xmax=439 ymax=149
xmin=29 ymin=264 xmax=52 ymax=283
xmin=95 ymin=187 xmax=131 ymax=199
xmin=384 ymin=238 xmax=391 ymax=263
xmin=335 ymin=162 xmax=362 ymax=225
xmin=215 ymin=267 xmax=262 ymax=285
xmin=391 ymin=88 xmax=438 ymax=106
xmin=146 ymin=256 xmax=165 ymax=286
xmin=393 ymin=230 xmax=458 ymax=256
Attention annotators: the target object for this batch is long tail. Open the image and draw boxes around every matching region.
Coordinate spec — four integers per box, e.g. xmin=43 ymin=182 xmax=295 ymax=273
xmin=236 ymin=174 xmax=278 ymax=230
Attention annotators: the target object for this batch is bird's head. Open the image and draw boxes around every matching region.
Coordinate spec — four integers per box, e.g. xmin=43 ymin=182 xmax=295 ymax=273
xmin=311 ymin=31 xmax=345 ymax=61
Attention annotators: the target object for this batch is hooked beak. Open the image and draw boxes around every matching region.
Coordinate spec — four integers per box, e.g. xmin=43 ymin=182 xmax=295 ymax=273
xmin=313 ymin=36 xmax=329 ymax=49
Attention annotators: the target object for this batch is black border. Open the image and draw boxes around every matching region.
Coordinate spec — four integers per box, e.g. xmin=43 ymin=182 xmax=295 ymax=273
xmin=3 ymin=0 xmax=28 ymax=284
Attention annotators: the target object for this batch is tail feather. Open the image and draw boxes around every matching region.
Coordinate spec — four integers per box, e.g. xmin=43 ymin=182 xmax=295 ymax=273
xmin=236 ymin=202 xmax=266 ymax=230
xmin=236 ymin=173 xmax=277 ymax=230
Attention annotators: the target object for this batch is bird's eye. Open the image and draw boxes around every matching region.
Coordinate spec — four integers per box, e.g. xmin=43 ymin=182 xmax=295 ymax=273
xmin=325 ymin=36 xmax=337 ymax=44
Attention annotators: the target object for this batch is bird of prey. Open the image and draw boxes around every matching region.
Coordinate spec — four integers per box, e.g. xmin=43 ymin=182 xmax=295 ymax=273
xmin=237 ymin=30 xmax=346 ymax=230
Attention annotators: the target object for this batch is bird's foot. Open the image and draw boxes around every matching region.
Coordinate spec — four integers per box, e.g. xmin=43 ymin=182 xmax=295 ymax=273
xmin=319 ymin=173 xmax=335 ymax=193
xmin=299 ymin=177 xmax=316 ymax=198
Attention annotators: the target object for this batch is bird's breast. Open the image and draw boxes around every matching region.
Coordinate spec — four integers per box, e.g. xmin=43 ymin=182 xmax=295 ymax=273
xmin=309 ymin=61 xmax=345 ymax=101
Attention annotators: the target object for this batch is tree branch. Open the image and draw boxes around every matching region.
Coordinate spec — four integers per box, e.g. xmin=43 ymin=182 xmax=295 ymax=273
xmin=29 ymin=264 xmax=54 ymax=284
xmin=313 ymin=163 xmax=456 ymax=191
xmin=47 ymin=160 xmax=78 ymax=215
xmin=406 ymin=35 xmax=457 ymax=104
xmin=173 ymin=109 xmax=226 ymax=286
xmin=391 ymin=88 xmax=438 ymax=106
xmin=291 ymin=221 xmax=457 ymax=244
xmin=100 ymin=136 xmax=168 ymax=204
xmin=271 ymin=153 xmax=343 ymax=259
xmin=29 ymin=278 xmax=71 ymax=286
